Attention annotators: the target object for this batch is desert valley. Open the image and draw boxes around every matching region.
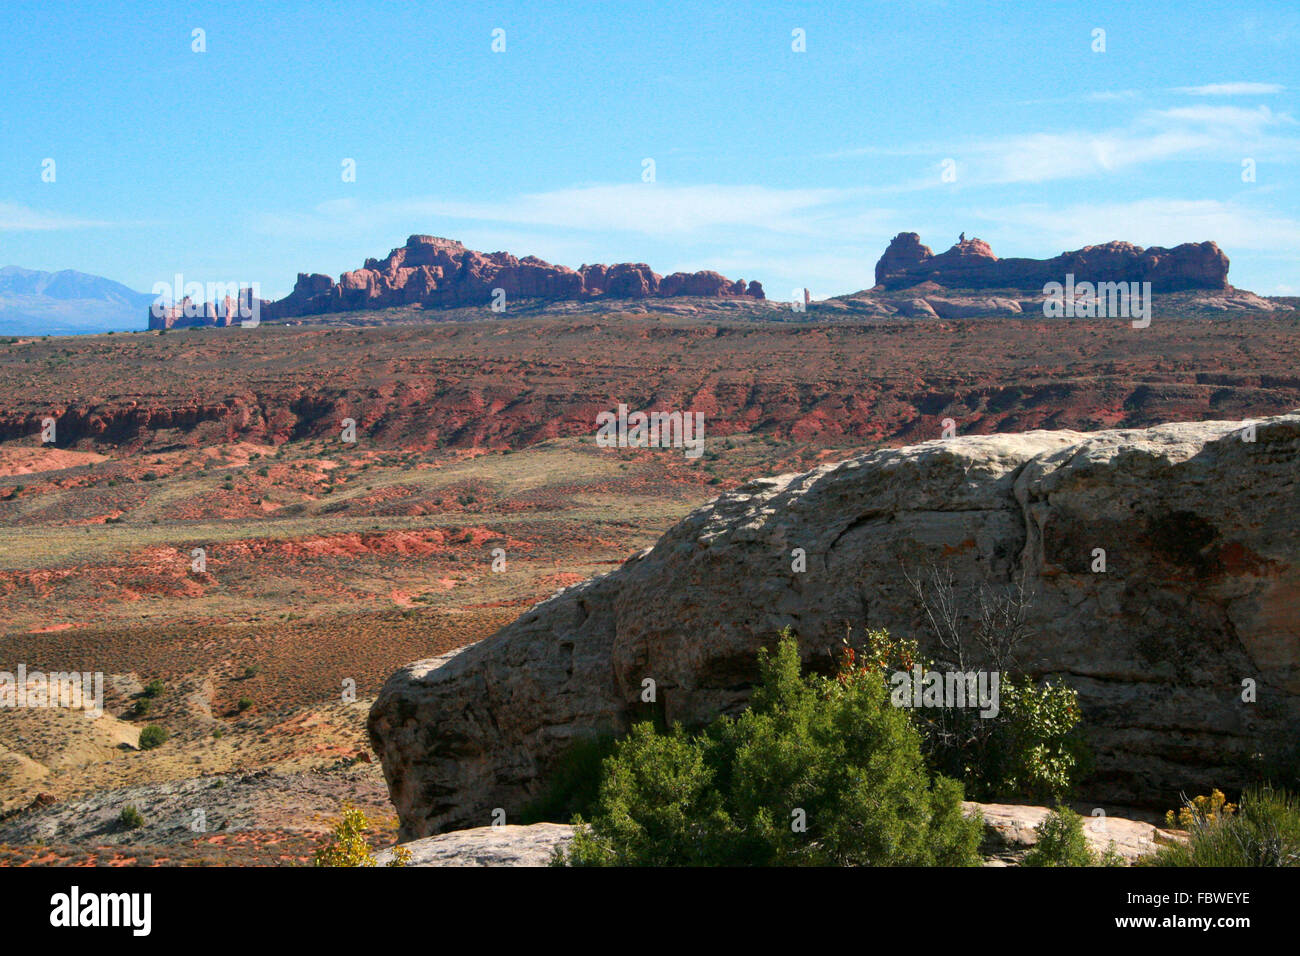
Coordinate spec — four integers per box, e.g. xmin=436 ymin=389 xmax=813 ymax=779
xmin=0 ymin=229 xmax=1296 ymax=868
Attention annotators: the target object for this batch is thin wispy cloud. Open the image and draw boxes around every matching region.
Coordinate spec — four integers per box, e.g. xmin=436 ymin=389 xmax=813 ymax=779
xmin=1176 ymin=82 xmax=1286 ymax=95
xmin=0 ymin=202 xmax=115 ymax=231
xmin=1013 ymin=90 xmax=1140 ymax=107
xmin=825 ymin=103 xmax=1300 ymax=185
xmin=1152 ymin=104 xmax=1295 ymax=128
xmin=252 ymin=185 xmax=877 ymax=241
xmin=968 ymin=198 xmax=1300 ymax=254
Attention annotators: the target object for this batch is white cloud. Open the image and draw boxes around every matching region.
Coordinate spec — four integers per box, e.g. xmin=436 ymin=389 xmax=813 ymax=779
xmin=0 ymin=202 xmax=114 ymax=231
xmin=824 ymin=102 xmax=1300 ymax=186
xmin=1150 ymin=104 xmax=1295 ymax=130
xmin=410 ymin=184 xmax=852 ymax=236
xmin=248 ymin=186 xmax=905 ymax=299
xmin=967 ymin=198 xmax=1300 ymax=254
xmin=937 ymin=106 xmax=1296 ymax=185
xmin=1085 ymin=90 xmax=1141 ymax=102
xmin=251 ymin=184 xmax=883 ymax=242
xmin=1176 ymin=82 xmax=1286 ymax=96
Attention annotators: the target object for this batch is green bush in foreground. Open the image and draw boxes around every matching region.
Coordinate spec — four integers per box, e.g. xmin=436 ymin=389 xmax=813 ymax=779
xmin=1151 ymin=787 xmax=1300 ymax=867
xmin=559 ymin=631 xmax=983 ymax=866
xmin=1022 ymin=806 xmax=1122 ymax=867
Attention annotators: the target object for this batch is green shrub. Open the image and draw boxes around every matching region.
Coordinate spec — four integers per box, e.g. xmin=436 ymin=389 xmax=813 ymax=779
xmin=138 ymin=725 xmax=168 ymax=750
xmin=237 ymin=697 xmax=253 ymax=712
xmin=559 ymin=631 xmax=982 ymax=866
xmin=119 ymin=805 xmax=145 ymax=829
xmin=860 ymin=627 xmax=1089 ymax=802
xmin=1023 ymin=806 xmax=1122 ymax=867
xmin=1152 ymin=787 xmax=1300 ymax=867
xmin=981 ymin=677 xmax=1091 ymax=802
xmin=142 ymin=679 xmax=165 ymax=698
xmin=898 ymin=567 xmax=1092 ymax=802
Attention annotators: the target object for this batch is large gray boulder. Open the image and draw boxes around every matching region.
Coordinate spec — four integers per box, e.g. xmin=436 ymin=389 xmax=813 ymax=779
xmin=370 ymin=413 xmax=1300 ymax=839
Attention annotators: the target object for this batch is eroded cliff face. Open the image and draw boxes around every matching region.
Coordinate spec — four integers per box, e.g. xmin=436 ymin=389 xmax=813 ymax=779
xmin=874 ymin=233 xmax=1231 ymax=293
xmin=369 ymin=413 xmax=1300 ymax=838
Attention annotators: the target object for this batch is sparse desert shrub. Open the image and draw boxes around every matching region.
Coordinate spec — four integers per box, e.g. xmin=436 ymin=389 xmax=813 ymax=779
xmin=313 ymin=806 xmax=410 ymax=867
xmin=119 ymin=805 xmax=145 ymax=829
xmin=138 ymin=725 xmax=168 ymax=750
xmin=243 ymin=664 xmax=261 ymax=678
xmin=131 ymin=698 xmax=152 ymax=717
xmin=560 ymin=631 xmax=982 ymax=867
xmin=142 ymin=679 xmax=165 ymax=698
xmin=236 ymin=697 xmax=253 ymax=712
xmin=1152 ymin=787 xmax=1300 ymax=867
xmin=1022 ymin=805 xmax=1122 ymax=867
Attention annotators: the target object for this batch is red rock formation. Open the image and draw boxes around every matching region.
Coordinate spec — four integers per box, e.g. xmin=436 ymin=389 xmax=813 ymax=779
xmin=875 ymin=232 xmax=1230 ymax=293
xmin=149 ymin=288 xmax=266 ymax=330
xmin=260 ymin=235 xmax=764 ymax=321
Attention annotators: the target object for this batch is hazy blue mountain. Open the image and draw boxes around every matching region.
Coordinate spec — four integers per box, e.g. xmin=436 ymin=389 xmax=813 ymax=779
xmin=0 ymin=266 xmax=155 ymax=335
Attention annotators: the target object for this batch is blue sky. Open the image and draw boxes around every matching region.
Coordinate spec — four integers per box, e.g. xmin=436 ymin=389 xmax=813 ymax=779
xmin=2 ymin=0 xmax=1298 ymax=302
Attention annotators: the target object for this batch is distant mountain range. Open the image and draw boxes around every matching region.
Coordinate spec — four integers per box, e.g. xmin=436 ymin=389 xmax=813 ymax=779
xmin=0 ymin=266 xmax=155 ymax=336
